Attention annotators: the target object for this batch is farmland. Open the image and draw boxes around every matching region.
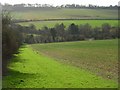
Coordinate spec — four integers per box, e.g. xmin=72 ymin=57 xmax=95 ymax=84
xmin=31 ymin=39 xmax=118 ymax=81
xmin=3 ymin=5 xmax=119 ymax=88
xmin=18 ymin=20 xmax=118 ymax=29
xmin=13 ymin=8 xmax=118 ymax=29
xmin=3 ymin=39 xmax=118 ymax=88
xmin=11 ymin=8 xmax=118 ymax=20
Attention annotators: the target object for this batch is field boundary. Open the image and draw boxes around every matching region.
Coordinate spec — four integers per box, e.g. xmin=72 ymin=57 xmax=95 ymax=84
xmin=14 ymin=18 xmax=119 ymax=23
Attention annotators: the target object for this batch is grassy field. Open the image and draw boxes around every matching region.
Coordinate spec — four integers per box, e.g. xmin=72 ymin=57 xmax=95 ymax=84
xmin=11 ymin=8 xmax=118 ymax=20
xmin=18 ymin=20 xmax=118 ymax=30
xmin=3 ymin=39 xmax=118 ymax=88
xmin=31 ymin=39 xmax=118 ymax=81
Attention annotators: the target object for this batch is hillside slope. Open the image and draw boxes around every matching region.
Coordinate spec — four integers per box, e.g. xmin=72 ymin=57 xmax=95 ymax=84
xmin=11 ymin=8 xmax=118 ymax=20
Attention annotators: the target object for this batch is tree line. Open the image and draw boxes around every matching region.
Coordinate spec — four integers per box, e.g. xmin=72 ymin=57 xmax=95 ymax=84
xmin=16 ymin=23 xmax=118 ymax=44
xmin=2 ymin=3 xmax=118 ymax=9
xmin=2 ymin=11 xmax=23 ymax=75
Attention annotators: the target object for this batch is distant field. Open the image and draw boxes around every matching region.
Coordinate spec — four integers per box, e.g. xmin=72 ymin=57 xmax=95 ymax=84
xmin=11 ymin=8 xmax=118 ymax=20
xmin=3 ymin=39 xmax=118 ymax=88
xmin=18 ymin=20 xmax=118 ymax=29
xmin=31 ymin=39 xmax=118 ymax=81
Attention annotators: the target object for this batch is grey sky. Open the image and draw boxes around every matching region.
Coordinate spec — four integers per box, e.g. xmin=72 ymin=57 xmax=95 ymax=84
xmin=0 ymin=0 xmax=119 ymax=6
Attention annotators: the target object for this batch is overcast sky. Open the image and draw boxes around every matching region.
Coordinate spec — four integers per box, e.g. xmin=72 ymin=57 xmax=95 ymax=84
xmin=0 ymin=0 xmax=119 ymax=6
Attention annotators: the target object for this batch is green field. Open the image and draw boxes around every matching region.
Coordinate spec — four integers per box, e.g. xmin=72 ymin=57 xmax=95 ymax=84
xmin=3 ymin=39 xmax=118 ymax=88
xmin=18 ymin=20 xmax=118 ymax=30
xmin=31 ymin=39 xmax=118 ymax=81
xmin=12 ymin=8 xmax=118 ymax=20
xmin=13 ymin=8 xmax=118 ymax=30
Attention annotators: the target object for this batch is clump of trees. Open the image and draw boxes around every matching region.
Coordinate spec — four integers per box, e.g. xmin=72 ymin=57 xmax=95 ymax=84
xmin=2 ymin=11 xmax=23 ymax=75
xmin=19 ymin=23 xmax=118 ymax=44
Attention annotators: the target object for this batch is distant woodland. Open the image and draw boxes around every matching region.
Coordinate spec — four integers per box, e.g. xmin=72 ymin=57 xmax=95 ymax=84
xmin=2 ymin=3 xmax=118 ymax=9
